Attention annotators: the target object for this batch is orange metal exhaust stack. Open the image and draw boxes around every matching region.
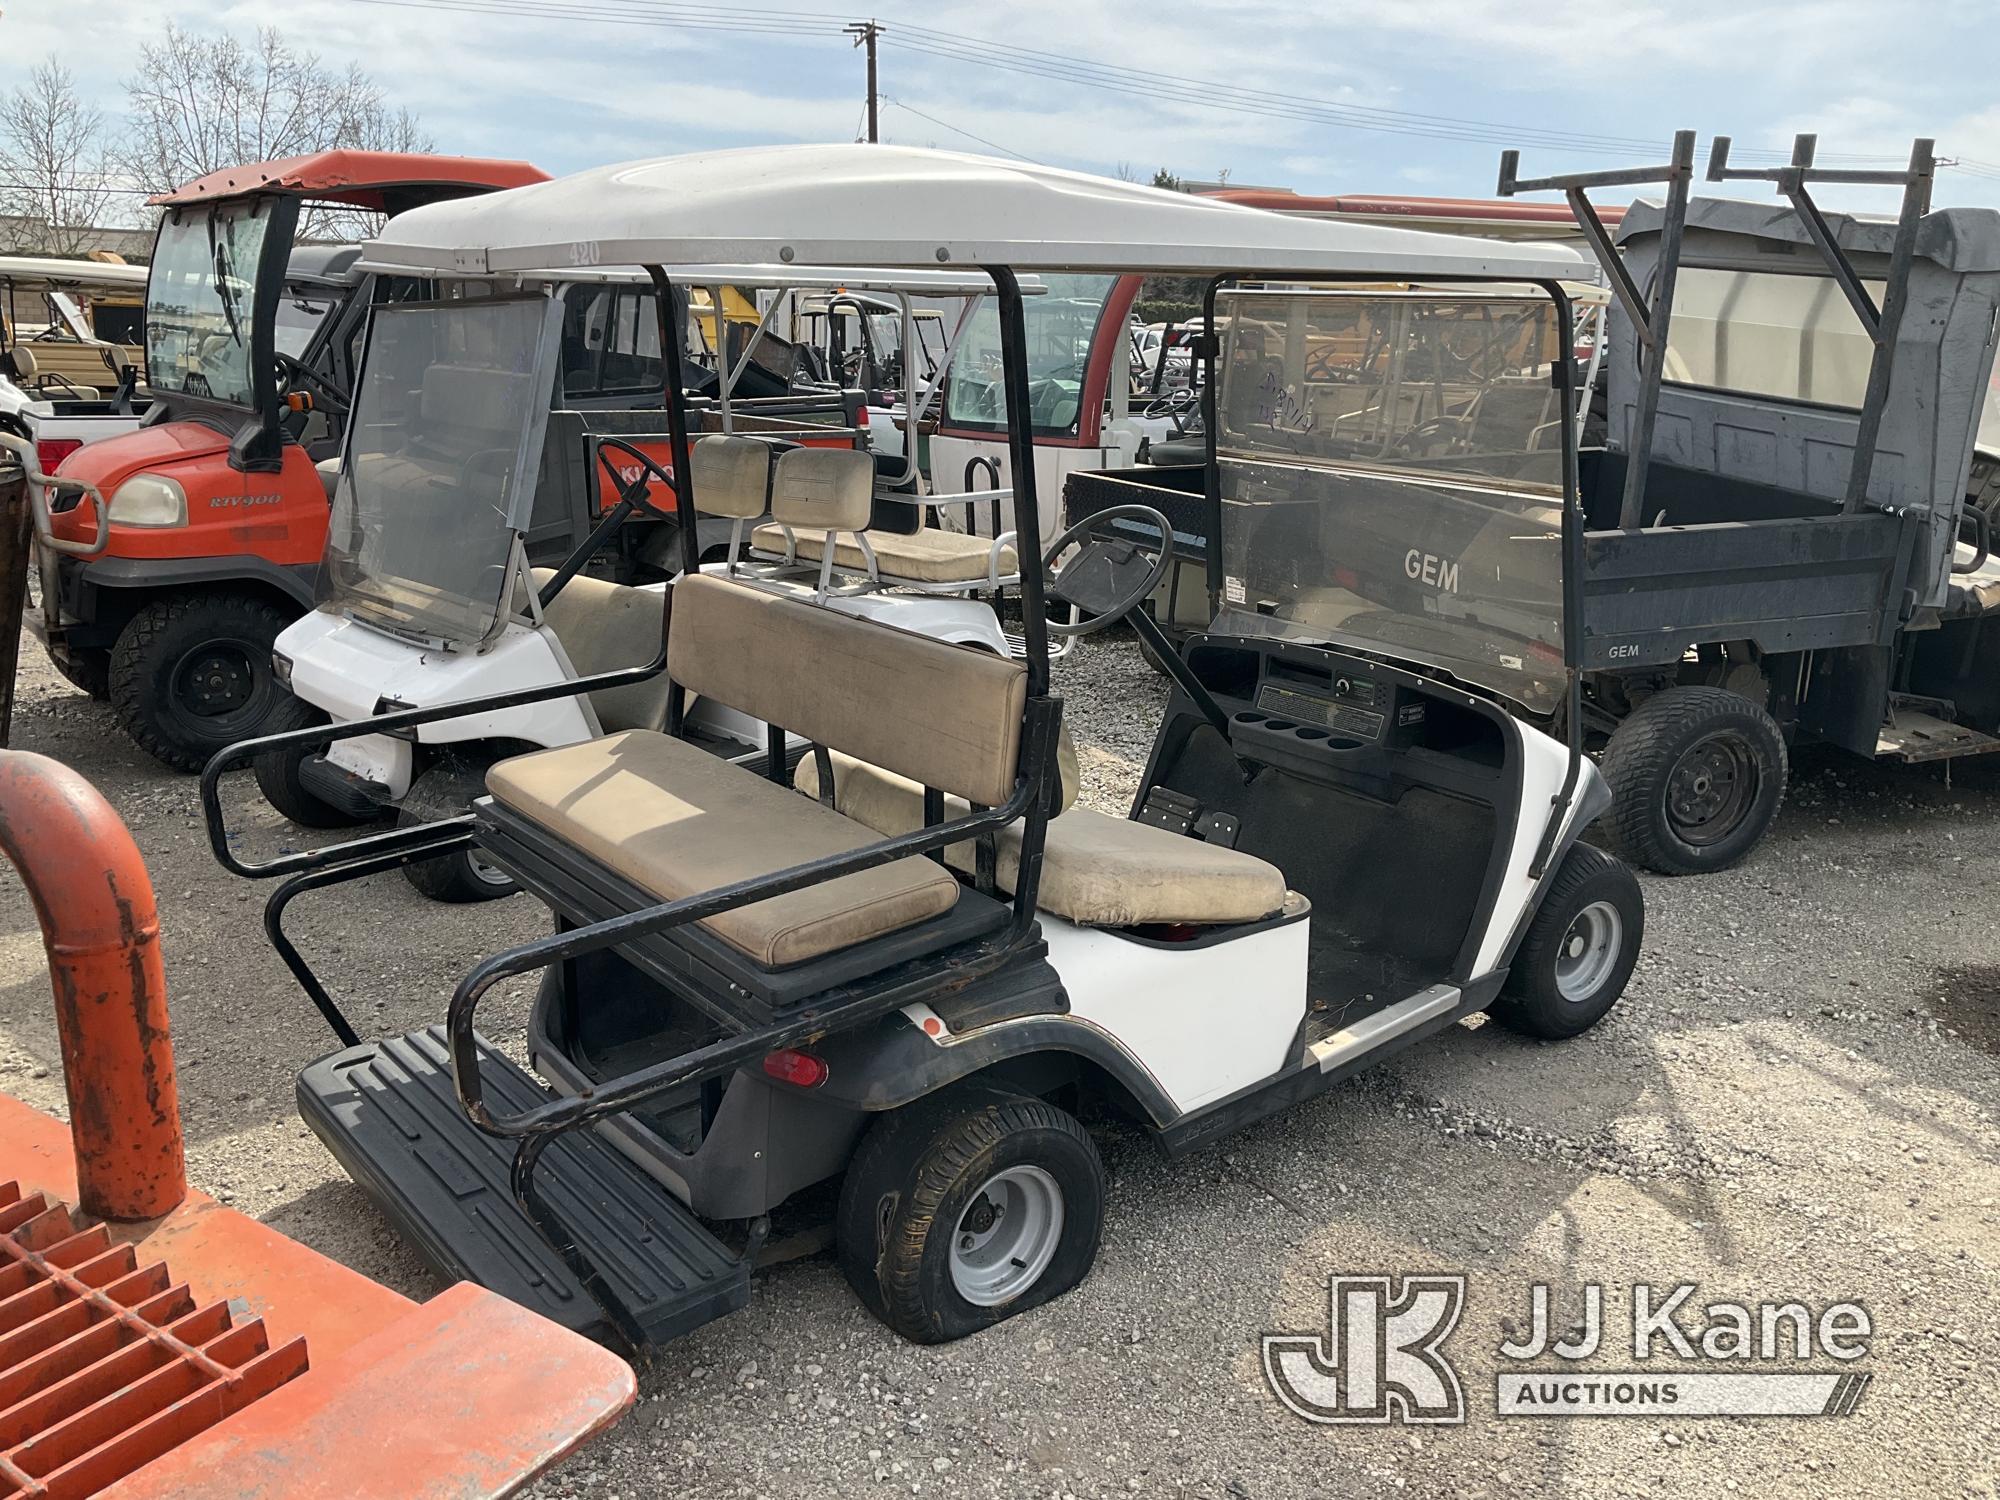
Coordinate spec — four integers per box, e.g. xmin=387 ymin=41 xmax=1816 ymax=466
xmin=0 ymin=751 xmax=184 ymax=1221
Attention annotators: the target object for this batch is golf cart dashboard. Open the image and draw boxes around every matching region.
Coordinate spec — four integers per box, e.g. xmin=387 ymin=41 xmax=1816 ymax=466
xmin=1180 ymin=638 xmax=1509 ymax=805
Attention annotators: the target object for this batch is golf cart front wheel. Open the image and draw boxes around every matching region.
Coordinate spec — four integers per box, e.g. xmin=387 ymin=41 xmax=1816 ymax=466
xmin=837 ymin=1081 xmax=1104 ymax=1344
xmin=1492 ymin=844 xmax=1644 ymax=1039
xmin=398 ymin=761 xmax=517 ymax=903
xmin=1599 ymin=685 xmax=1787 ymax=875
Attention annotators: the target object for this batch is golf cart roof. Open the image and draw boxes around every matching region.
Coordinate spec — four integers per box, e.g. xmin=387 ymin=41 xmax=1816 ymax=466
xmin=0 ymin=256 xmax=148 ymax=293
xmin=151 ymin=150 xmax=549 ymax=211
xmin=1618 ymin=195 xmax=2000 ymax=274
xmin=283 ymin=244 xmax=366 ymax=287
xmin=361 ymin=145 xmax=1588 ymax=281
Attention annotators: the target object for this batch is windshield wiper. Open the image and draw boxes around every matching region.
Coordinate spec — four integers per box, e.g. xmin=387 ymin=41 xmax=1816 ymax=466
xmin=207 ymin=213 xmax=244 ymax=347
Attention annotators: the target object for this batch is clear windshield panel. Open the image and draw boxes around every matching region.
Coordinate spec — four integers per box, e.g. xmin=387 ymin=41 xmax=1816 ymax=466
xmin=320 ymin=296 xmax=555 ymax=646
xmin=1213 ymin=290 xmax=1568 ymax=714
xmin=943 ymin=273 xmax=1115 ymax=434
xmin=146 ymin=201 xmax=271 ymax=406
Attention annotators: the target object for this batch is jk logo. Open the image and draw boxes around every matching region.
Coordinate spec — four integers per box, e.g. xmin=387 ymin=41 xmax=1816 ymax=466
xmin=1262 ymin=1274 xmax=1467 ymax=1425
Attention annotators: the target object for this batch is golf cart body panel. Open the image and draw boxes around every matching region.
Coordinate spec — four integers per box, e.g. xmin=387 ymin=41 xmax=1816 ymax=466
xmin=203 ymin=144 xmax=1631 ymax=1352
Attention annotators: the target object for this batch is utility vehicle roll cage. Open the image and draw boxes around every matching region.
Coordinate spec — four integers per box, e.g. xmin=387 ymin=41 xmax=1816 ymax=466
xmin=200 ymin=149 xmax=1588 ymax=1310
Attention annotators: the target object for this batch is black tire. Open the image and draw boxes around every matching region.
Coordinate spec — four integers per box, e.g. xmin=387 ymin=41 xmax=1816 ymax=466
xmin=108 ymin=592 xmax=310 ymax=771
xmin=1492 ymin=843 xmax=1644 ymax=1040
xmin=398 ymin=759 xmax=515 ymax=902
xmin=836 ymin=1080 xmax=1105 ymax=1344
xmin=52 ymin=648 xmax=110 ymax=700
xmin=253 ymin=739 xmax=380 ymax=829
xmin=1598 ymin=684 xmax=1786 ymax=875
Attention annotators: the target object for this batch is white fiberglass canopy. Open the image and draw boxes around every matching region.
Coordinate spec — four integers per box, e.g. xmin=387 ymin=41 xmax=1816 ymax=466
xmin=361 ymin=144 xmax=1587 ymax=283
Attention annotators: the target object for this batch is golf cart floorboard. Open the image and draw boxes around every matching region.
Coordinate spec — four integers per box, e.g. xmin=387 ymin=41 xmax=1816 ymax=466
xmin=298 ymin=1024 xmax=749 ymax=1347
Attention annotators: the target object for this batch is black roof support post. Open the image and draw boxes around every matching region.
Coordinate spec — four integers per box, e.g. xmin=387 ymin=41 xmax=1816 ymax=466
xmin=1499 ymin=129 xmax=1697 ymax=530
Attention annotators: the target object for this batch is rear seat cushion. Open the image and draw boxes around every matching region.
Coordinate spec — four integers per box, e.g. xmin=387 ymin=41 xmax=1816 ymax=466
xmin=771 ymin=447 xmax=874 ymax=532
xmin=689 ymin=434 xmax=771 ymax=519
xmin=751 ymin=523 xmax=1020 ymax=584
xmin=486 ymin=730 xmax=959 ymax=969
xmin=670 ymin=573 xmax=1026 ymax=808
xmin=797 ymin=751 xmax=1288 ymax=927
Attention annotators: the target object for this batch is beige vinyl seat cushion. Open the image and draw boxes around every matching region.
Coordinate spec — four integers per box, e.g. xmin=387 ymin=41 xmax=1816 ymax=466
xmin=530 ymin=569 xmax=671 ymax=733
xmin=487 ymin=730 xmax=960 ymax=969
xmin=750 ymin=523 xmax=1020 ymax=585
xmin=797 ymin=750 xmax=1288 ymax=928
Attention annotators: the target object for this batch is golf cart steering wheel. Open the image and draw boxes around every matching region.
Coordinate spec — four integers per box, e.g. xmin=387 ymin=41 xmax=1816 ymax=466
xmin=1141 ymin=386 xmax=1199 ymax=426
xmin=1040 ymin=503 xmax=1174 ymax=638
xmin=594 ymin=437 xmax=678 ymax=516
xmin=273 ymin=351 xmax=350 ymax=414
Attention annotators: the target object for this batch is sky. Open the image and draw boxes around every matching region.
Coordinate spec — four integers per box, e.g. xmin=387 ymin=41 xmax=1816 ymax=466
xmin=5 ymin=0 xmax=2000 ymax=220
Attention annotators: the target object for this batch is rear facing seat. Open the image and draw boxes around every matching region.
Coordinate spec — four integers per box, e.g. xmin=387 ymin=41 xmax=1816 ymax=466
xmin=484 ymin=569 xmax=1030 ymax=970
xmin=750 ymin=447 xmax=1020 ymax=588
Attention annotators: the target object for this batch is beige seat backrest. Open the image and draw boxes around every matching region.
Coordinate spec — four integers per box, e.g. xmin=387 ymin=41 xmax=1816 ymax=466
xmin=531 ymin=568 xmax=672 ymax=733
xmin=771 ymin=447 xmax=873 ymax=533
xmin=688 ymin=434 xmax=770 ymax=519
xmin=671 ymin=572 xmax=1026 ymax=807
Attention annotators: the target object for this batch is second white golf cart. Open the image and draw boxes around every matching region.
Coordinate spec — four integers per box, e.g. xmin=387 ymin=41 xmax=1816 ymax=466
xmin=203 ymin=145 xmax=1642 ymax=1350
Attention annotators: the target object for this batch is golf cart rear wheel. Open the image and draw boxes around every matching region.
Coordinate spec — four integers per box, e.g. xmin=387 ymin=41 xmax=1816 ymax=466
xmin=837 ymin=1080 xmax=1104 ymax=1344
xmin=109 ymin=592 xmax=311 ymax=772
xmin=399 ymin=761 xmax=516 ymax=903
xmin=1599 ymin=685 xmax=1786 ymax=875
xmin=1493 ymin=844 xmax=1644 ymax=1039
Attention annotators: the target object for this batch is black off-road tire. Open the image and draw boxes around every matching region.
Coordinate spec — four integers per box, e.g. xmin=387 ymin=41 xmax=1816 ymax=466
xmin=399 ymin=759 xmax=516 ymax=903
xmin=1598 ymin=685 xmax=1786 ymax=875
xmin=52 ymin=648 xmax=110 ymax=700
xmin=108 ymin=592 xmax=309 ymax=771
xmin=837 ymin=1081 xmax=1105 ymax=1344
xmin=1492 ymin=844 xmax=1644 ymax=1039
xmin=253 ymin=738 xmax=380 ymax=830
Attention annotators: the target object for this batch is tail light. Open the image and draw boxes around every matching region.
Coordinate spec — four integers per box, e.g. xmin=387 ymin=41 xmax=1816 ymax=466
xmin=761 ymin=1048 xmax=828 ymax=1088
xmin=35 ymin=437 xmax=83 ymax=475
xmin=854 ymin=404 xmax=870 ymax=427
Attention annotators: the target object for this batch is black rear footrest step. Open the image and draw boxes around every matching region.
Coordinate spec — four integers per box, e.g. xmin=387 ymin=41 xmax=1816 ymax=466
xmin=298 ymin=1025 xmax=748 ymax=1346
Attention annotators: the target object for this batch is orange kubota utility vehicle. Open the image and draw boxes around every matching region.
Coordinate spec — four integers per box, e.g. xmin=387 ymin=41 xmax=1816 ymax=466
xmin=35 ymin=151 xmax=548 ymax=769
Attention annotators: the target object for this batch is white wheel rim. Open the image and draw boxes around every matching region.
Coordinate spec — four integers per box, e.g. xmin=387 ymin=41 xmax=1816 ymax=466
xmin=947 ymin=1164 xmax=1064 ymax=1307
xmin=1555 ymin=899 xmax=1623 ymax=1002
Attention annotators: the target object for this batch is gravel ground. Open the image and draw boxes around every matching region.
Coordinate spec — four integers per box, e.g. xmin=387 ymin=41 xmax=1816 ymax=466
xmin=2 ymin=625 xmax=1998 ymax=1499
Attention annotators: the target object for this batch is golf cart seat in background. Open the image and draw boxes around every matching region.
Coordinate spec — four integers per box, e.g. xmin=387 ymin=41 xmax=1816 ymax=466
xmin=315 ymin=457 xmax=342 ymax=501
xmin=482 ymin=571 xmax=1029 ymax=970
xmin=798 ymin=750 xmax=1291 ymax=928
xmin=530 ymin=569 xmax=674 ymax=733
xmin=750 ymin=447 xmax=1021 ymax=589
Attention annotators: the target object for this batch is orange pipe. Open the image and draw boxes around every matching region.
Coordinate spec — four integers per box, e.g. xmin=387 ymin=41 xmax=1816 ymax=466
xmin=0 ymin=750 xmax=184 ymax=1220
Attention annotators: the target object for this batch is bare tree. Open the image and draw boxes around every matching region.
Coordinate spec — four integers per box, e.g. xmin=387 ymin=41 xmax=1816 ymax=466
xmin=0 ymin=62 xmax=120 ymax=255
xmin=124 ymin=24 xmax=433 ymax=237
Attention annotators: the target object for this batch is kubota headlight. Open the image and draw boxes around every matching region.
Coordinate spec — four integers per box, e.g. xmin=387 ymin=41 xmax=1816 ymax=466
xmin=107 ymin=475 xmax=187 ymax=527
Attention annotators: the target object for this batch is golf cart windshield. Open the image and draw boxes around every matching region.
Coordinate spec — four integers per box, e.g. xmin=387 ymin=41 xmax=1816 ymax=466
xmin=146 ymin=200 xmax=272 ymax=406
xmin=944 ymin=273 xmax=1116 ymax=434
xmin=320 ymin=294 xmax=557 ymax=646
xmin=1211 ymin=288 xmax=1569 ymax=714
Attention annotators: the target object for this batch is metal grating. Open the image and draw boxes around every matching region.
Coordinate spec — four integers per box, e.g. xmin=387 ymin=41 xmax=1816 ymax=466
xmin=0 ymin=1180 xmax=308 ymax=1499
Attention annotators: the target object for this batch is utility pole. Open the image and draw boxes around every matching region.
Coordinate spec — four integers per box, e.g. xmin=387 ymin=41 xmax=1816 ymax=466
xmin=844 ymin=19 xmax=880 ymax=142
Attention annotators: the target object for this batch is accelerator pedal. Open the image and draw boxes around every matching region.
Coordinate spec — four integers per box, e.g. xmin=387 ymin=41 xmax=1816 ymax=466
xmin=298 ymin=1026 xmax=748 ymax=1347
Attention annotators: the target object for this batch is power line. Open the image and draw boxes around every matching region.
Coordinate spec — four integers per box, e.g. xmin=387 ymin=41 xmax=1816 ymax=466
xmin=879 ymin=96 xmax=1035 ymax=162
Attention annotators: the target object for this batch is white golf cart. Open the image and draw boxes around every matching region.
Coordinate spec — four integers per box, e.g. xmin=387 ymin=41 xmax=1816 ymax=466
xmin=259 ymin=263 xmax=1039 ymax=900
xmin=202 ymin=145 xmax=1641 ymax=1351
